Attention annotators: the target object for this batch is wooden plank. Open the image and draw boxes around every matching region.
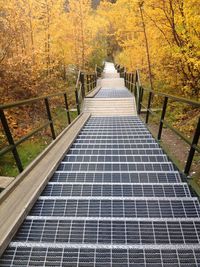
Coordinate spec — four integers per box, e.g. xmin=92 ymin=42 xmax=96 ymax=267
xmin=0 ymin=177 xmax=14 ymax=189
xmin=100 ymin=78 xmax=125 ymax=88
xmin=0 ymin=113 xmax=90 ymax=256
xmin=85 ymin=86 xmax=101 ymax=98
xmin=102 ymin=73 xmax=120 ymax=78
xmin=83 ymin=97 xmax=137 ymax=116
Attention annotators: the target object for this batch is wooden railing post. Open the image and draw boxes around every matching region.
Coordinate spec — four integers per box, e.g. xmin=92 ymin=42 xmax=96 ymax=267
xmin=128 ymin=73 xmax=130 ymax=90
xmin=131 ymin=73 xmax=134 ymax=93
xmin=135 ymin=70 xmax=143 ymax=115
xmin=64 ymin=93 xmax=71 ymax=125
xmin=93 ymin=74 xmax=96 ymax=89
xmin=119 ymin=66 xmax=123 ymax=78
xmin=184 ymin=118 xmax=200 ymax=175
xmin=95 ymin=73 xmax=97 ymax=87
xmin=134 ymin=73 xmax=137 ymax=99
xmin=44 ymin=98 xmax=56 ymax=140
xmin=157 ymin=97 xmax=168 ymax=140
xmin=138 ymin=87 xmax=143 ymax=115
xmin=145 ymin=92 xmax=152 ymax=124
xmin=91 ymin=75 xmax=93 ymax=91
xmin=86 ymin=75 xmax=89 ymax=93
xmin=124 ymin=71 xmax=127 ymax=87
xmin=75 ymin=88 xmax=80 ymax=115
xmin=0 ymin=109 xmax=23 ymax=172
xmin=80 ymin=72 xmax=85 ymax=98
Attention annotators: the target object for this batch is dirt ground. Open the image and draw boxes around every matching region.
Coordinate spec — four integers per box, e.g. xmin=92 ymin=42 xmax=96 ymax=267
xmin=145 ymin=123 xmax=200 ymax=179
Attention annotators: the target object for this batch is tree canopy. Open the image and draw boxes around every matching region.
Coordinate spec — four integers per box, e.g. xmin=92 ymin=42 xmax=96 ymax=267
xmin=0 ymin=0 xmax=199 ymax=102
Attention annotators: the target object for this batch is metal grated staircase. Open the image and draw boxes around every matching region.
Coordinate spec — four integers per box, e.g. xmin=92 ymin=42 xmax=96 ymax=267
xmin=0 ymin=63 xmax=200 ymax=266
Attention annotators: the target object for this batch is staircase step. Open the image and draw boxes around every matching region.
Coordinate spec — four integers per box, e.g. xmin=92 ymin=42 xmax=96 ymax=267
xmin=41 ymin=183 xmax=190 ymax=198
xmin=95 ymin=88 xmax=132 ymax=98
xmin=83 ymin=97 xmax=136 ymax=116
xmin=62 ymin=155 xmax=169 ymax=163
xmin=29 ymin=198 xmax=200 ymax=218
xmin=3 ymin=245 xmax=200 ymax=266
xmin=71 ymin=143 xmax=160 ymax=149
xmin=74 ymin=139 xmax=157 ymax=144
xmin=51 ymin=172 xmax=181 ymax=183
xmin=12 ymin=218 xmax=200 ymax=245
xmin=57 ymin=162 xmax=176 ymax=172
xmin=100 ymin=78 xmax=125 ymax=87
xmin=68 ymin=148 xmax=164 ymax=155
xmin=68 ymin=148 xmax=164 ymax=156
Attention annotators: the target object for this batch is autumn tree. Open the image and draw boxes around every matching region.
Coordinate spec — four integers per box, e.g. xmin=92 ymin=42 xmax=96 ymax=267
xmin=68 ymin=0 xmax=92 ymax=70
xmin=105 ymin=0 xmax=200 ymax=98
xmin=144 ymin=0 xmax=200 ymax=97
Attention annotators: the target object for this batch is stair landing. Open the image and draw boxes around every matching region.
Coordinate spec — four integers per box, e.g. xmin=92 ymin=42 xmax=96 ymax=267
xmin=83 ymin=63 xmax=137 ymax=116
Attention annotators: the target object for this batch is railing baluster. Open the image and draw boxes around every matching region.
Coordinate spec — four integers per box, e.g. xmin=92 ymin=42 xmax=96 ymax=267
xmin=95 ymin=73 xmax=97 ymax=87
xmin=184 ymin=118 xmax=200 ymax=175
xmin=131 ymin=73 xmax=134 ymax=93
xmin=64 ymin=93 xmax=71 ymax=125
xmin=92 ymin=75 xmax=94 ymax=90
xmin=80 ymin=72 xmax=85 ymax=98
xmin=134 ymin=74 xmax=137 ymax=99
xmin=131 ymin=73 xmax=132 ymax=91
xmin=123 ymin=67 xmax=125 ymax=78
xmin=75 ymin=88 xmax=80 ymax=115
xmin=135 ymin=84 xmax=139 ymax=112
xmin=88 ymin=76 xmax=90 ymax=91
xmin=138 ymin=86 xmax=144 ymax=115
xmin=90 ymin=75 xmax=93 ymax=90
xmin=157 ymin=97 xmax=168 ymax=140
xmin=0 ymin=109 xmax=23 ymax=172
xmin=145 ymin=92 xmax=152 ymax=124
xmin=87 ymin=75 xmax=90 ymax=92
xmin=94 ymin=74 xmax=97 ymax=88
xmin=86 ymin=75 xmax=89 ymax=93
xmin=128 ymin=73 xmax=130 ymax=90
xmin=124 ymin=71 xmax=127 ymax=87
xmin=44 ymin=98 xmax=56 ymax=140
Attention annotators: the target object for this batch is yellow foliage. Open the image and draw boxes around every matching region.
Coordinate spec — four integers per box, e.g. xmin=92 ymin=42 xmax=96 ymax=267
xmin=97 ymin=0 xmax=200 ymax=98
xmin=0 ymin=0 xmax=199 ymax=101
xmin=0 ymin=0 xmax=107 ymax=103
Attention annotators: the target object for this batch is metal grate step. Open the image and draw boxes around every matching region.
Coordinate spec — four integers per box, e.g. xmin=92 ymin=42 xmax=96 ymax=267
xmin=57 ymin=162 xmax=176 ymax=172
xmin=95 ymin=88 xmax=132 ymax=98
xmin=51 ymin=172 xmax=181 ymax=183
xmin=1 ymin=114 xmax=199 ymax=266
xmin=71 ymin=143 xmax=160 ymax=149
xmin=63 ymin=155 xmax=169 ymax=163
xmin=13 ymin=219 xmax=200 ymax=245
xmin=1 ymin=246 xmax=200 ymax=267
xmin=80 ymin=129 xmax=151 ymax=133
xmin=29 ymin=198 xmax=200 ymax=218
xmin=68 ymin=148 xmax=164 ymax=155
xmin=76 ymin=135 xmax=154 ymax=140
xmin=41 ymin=183 xmax=190 ymax=198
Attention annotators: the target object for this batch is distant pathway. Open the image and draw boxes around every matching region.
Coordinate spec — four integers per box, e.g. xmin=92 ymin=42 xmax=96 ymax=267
xmin=83 ymin=62 xmax=136 ymax=116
